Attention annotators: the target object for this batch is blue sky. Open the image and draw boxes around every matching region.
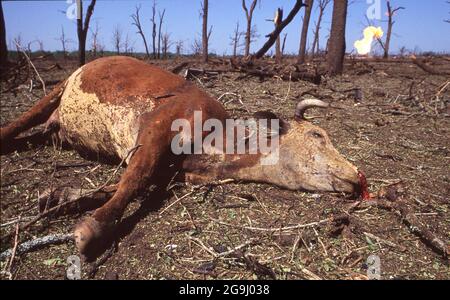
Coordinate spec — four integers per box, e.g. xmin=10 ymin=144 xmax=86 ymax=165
xmin=3 ymin=0 xmax=450 ymax=55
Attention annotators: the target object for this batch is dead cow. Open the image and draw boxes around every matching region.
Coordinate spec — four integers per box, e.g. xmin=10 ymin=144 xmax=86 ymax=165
xmin=0 ymin=56 xmax=361 ymax=255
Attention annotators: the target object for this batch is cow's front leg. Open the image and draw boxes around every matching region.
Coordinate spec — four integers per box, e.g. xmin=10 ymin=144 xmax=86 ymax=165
xmin=74 ymin=114 xmax=175 ymax=255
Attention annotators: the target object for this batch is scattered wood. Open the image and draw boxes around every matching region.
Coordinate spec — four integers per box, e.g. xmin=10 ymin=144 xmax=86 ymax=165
xmin=411 ymin=56 xmax=450 ymax=76
xmin=235 ymin=67 xmax=321 ymax=84
xmin=169 ymin=61 xmax=189 ymax=74
xmin=354 ymin=199 xmax=449 ymax=259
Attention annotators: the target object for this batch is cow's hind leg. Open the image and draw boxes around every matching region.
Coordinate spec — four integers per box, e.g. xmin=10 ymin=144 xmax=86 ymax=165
xmin=73 ymin=111 xmax=179 ymax=256
xmin=0 ymin=80 xmax=66 ymax=151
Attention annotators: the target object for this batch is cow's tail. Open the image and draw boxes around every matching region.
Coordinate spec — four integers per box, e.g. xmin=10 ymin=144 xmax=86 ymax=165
xmin=0 ymin=80 xmax=66 ymax=148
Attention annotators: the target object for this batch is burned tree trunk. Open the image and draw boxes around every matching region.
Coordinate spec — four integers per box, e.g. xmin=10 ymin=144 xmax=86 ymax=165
xmin=76 ymin=0 xmax=96 ymax=67
xmin=326 ymin=0 xmax=347 ymax=76
xmin=252 ymin=0 xmax=305 ymax=60
xmin=202 ymin=0 xmax=209 ymax=62
xmin=242 ymin=0 xmax=258 ymax=57
xmin=297 ymin=0 xmax=314 ymax=64
xmin=0 ymin=0 xmax=8 ymax=67
xmin=383 ymin=1 xmax=404 ymax=59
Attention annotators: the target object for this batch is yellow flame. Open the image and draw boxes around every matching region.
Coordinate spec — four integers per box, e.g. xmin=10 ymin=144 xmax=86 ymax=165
xmin=354 ymin=26 xmax=384 ymax=55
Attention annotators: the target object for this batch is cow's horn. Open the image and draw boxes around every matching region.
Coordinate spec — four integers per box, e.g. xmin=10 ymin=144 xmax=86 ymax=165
xmin=295 ymin=99 xmax=329 ymax=120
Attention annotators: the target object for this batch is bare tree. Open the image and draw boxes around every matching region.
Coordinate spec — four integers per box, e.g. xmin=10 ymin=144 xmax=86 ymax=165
xmin=242 ymin=0 xmax=258 ymax=57
xmin=112 ymin=25 xmax=123 ymax=54
xmin=56 ymin=26 xmax=72 ymax=60
xmin=281 ymin=33 xmax=288 ymax=56
xmin=201 ymin=0 xmax=209 ymax=62
xmin=37 ymin=40 xmax=44 ymax=52
xmin=131 ymin=5 xmax=150 ymax=58
xmin=76 ymin=0 xmax=96 ymax=66
xmin=90 ymin=21 xmax=101 ymax=57
xmin=252 ymin=0 xmax=305 ymax=60
xmin=175 ymin=40 xmax=184 ymax=56
xmin=326 ymin=0 xmax=348 ymax=75
xmin=151 ymin=0 xmax=157 ymax=58
xmin=0 ymin=0 xmax=7 ymax=66
xmin=230 ymin=21 xmax=244 ymax=58
xmin=123 ymin=33 xmax=134 ymax=55
xmin=383 ymin=1 xmax=405 ymax=59
xmin=191 ymin=38 xmax=202 ymax=56
xmin=311 ymin=0 xmax=331 ymax=57
xmin=297 ymin=0 xmax=314 ymax=63
xmin=157 ymin=9 xmax=166 ymax=59
xmin=162 ymin=32 xmax=172 ymax=59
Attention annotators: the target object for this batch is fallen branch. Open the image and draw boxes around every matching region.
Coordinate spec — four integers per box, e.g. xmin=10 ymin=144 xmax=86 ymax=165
xmin=355 ymin=199 xmax=449 ymax=259
xmin=14 ymin=41 xmax=47 ymax=95
xmin=170 ymin=62 xmax=189 ymax=74
xmin=211 ymin=217 xmax=331 ymax=232
xmin=411 ymin=56 xmax=450 ymax=76
xmin=0 ymin=233 xmax=74 ymax=260
xmin=251 ymin=0 xmax=305 ymax=60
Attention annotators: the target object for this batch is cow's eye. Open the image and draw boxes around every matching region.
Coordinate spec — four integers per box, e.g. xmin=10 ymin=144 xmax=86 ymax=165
xmin=311 ymin=131 xmax=324 ymax=139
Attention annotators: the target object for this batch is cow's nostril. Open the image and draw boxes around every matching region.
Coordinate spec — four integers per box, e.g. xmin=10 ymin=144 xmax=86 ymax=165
xmin=357 ymin=170 xmax=371 ymax=200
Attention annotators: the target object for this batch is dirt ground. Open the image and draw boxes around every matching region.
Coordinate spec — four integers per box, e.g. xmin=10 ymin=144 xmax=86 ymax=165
xmin=0 ymin=55 xmax=449 ymax=280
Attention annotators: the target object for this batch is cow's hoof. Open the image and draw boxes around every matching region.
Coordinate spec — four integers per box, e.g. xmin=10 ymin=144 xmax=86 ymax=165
xmin=74 ymin=216 xmax=112 ymax=255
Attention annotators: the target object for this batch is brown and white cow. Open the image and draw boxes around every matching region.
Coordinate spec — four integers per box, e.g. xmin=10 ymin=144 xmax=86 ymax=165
xmin=0 ymin=56 xmax=361 ymax=255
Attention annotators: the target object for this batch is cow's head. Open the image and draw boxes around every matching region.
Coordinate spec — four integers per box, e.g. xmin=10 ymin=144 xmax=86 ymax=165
xmin=254 ymin=99 xmax=360 ymax=194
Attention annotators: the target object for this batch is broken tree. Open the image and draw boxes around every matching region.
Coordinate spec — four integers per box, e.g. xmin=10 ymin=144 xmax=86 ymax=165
xmin=251 ymin=0 xmax=305 ymax=60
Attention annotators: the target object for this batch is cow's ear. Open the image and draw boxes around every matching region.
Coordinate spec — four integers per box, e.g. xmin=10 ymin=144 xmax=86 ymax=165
xmin=252 ymin=111 xmax=289 ymax=135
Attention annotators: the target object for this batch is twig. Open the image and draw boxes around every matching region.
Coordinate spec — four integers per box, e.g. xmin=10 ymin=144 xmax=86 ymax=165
xmin=159 ymin=191 xmax=194 ymax=215
xmin=363 ymin=232 xmax=399 ymax=248
xmin=217 ymin=92 xmax=250 ymax=112
xmin=0 ymin=217 xmax=34 ymax=228
xmin=14 ymin=41 xmax=46 ymax=95
xmin=186 ymin=235 xmax=257 ymax=259
xmin=211 ymin=217 xmax=331 ymax=232
xmin=7 ymin=218 xmax=21 ymax=273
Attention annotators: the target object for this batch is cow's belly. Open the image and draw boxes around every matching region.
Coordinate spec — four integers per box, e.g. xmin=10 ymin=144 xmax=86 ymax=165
xmin=58 ymin=67 xmax=152 ymax=161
